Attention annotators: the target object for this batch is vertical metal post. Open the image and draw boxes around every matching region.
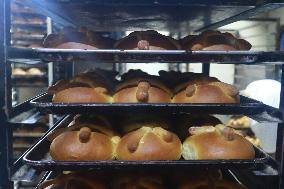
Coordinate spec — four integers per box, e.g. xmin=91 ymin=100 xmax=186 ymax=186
xmin=65 ymin=61 xmax=74 ymax=79
xmin=202 ymin=63 xmax=210 ymax=76
xmin=278 ymin=65 xmax=284 ymax=189
xmin=0 ymin=0 xmax=12 ymax=188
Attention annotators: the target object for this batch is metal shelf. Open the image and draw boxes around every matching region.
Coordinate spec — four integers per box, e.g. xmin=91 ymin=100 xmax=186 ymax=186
xmin=11 ymin=23 xmax=46 ymax=30
xmin=21 ymin=0 xmax=284 ymax=32
xmin=13 ymin=133 xmax=44 ymax=138
xmin=11 ymin=34 xmax=44 ymax=41
xmin=8 ymin=47 xmax=284 ymax=64
xmin=30 ymin=93 xmax=283 ymax=123
xmin=23 ymin=116 xmax=270 ymax=171
xmin=12 ymin=75 xmax=48 ymax=88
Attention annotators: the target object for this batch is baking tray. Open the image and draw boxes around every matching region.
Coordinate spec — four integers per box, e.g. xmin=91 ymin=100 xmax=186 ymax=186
xmin=29 ymin=93 xmax=283 ymax=123
xmin=23 ymin=116 xmax=269 ymax=171
xmin=10 ymin=48 xmax=284 ymax=64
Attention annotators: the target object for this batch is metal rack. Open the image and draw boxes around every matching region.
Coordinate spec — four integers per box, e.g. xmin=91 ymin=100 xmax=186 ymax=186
xmin=1 ymin=0 xmax=284 ymax=189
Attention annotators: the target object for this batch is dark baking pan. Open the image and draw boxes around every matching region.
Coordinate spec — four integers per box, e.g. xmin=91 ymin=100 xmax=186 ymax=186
xmin=23 ymin=115 xmax=269 ymax=171
xmin=25 ymin=48 xmax=284 ymax=64
xmin=29 ymin=93 xmax=283 ymax=123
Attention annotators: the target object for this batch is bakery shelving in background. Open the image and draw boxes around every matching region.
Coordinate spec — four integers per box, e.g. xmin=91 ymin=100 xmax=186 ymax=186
xmin=9 ymin=3 xmax=62 ymax=187
xmin=10 ymin=0 xmax=49 ymax=106
xmin=11 ymin=0 xmax=46 ymax=49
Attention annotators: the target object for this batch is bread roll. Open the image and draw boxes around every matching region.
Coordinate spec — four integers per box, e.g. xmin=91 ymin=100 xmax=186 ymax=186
xmin=43 ymin=27 xmax=115 ymax=49
xmin=12 ymin=68 xmax=26 ymax=75
xmin=181 ymin=30 xmax=251 ymax=51
xmin=173 ymin=76 xmax=240 ymax=103
xmin=56 ymin=42 xmax=98 ymax=49
xmin=48 ymin=114 xmax=115 ymax=140
xmin=52 ymin=87 xmax=111 ymax=103
xmin=158 ymin=70 xmax=203 ymax=91
xmin=120 ymin=114 xmax=171 ymax=134
xmin=48 ymin=70 xmax=115 ymax=103
xmin=50 ymin=127 xmax=120 ymax=160
xmin=114 ymin=30 xmax=180 ymax=50
xmin=27 ymin=68 xmax=42 ymax=75
xmin=113 ymin=70 xmax=172 ymax=103
xmin=178 ymin=179 xmax=247 ymax=189
xmin=116 ymin=126 xmax=181 ymax=160
xmin=50 ymin=115 xmax=120 ymax=160
xmin=175 ymin=115 xmax=222 ymax=141
xmin=182 ymin=125 xmax=255 ymax=160
xmin=38 ymin=173 xmax=106 ymax=189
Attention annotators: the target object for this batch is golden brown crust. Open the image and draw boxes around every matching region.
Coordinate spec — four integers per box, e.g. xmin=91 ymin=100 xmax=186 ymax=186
xmin=56 ymin=42 xmax=98 ymax=49
xmin=116 ymin=127 xmax=182 ymax=160
xmin=114 ymin=70 xmax=172 ymax=103
xmin=48 ymin=114 xmax=118 ymax=140
xmin=173 ymin=76 xmax=220 ymax=94
xmin=52 ymin=87 xmax=112 ymax=103
xmin=113 ymin=86 xmax=172 ymax=103
xmin=38 ymin=173 xmax=106 ymax=189
xmin=50 ymin=127 xmax=119 ymax=160
xmin=182 ymin=125 xmax=255 ymax=160
xmin=173 ymin=76 xmax=240 ymax=103
xmin=48 ymin=70 xmax=116 ymax=103
xmin=114 ymin=30 xmax=181 ymax=50
xmin=181 ymin=30 xmax=251 ymax=51
xmin=202 ymin=44 xmax=237 ymax=51
xmin=116 ymin=77 xmax=172 ymax=94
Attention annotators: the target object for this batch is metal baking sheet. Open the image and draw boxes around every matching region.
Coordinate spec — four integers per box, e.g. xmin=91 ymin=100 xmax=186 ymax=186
xmin=23 ymin=115 xmax=269 ymax=171
xmin=29 ymin=93 xmax=283 ymax=123
xmin=10 ymin=48 xmax=284 ymax=64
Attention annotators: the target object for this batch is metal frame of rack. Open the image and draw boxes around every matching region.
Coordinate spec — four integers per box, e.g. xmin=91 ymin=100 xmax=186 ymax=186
xmin=2 ymin=0 xmax=284 ymax=189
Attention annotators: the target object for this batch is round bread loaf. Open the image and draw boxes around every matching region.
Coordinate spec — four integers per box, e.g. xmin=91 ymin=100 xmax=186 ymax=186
xmin=113 ymin=70 xmax=172 ymax=103
xmin=50 ymin=126 xmax=120 ymax=161
xmin=182 ymin=125 xmax=255 ymax=160
xmin=12 ymin=68 xmax=26 ymax=75
xmin=52 ymin=87 xmax=111 ymax=103
xmin=181 ymin=30 xmax=251 ymax=51
xmin=202 ymin=44 xmax=237 ymax=51
xmin=27 ymin=68 xmax=42 ymax=75
xmin=173 ymin=77 xmax=240 ymax=103
xmin=111 ymin=175 xmax=165 ymax=189
xmin=113 ymin=82 xmax=172 ymax=103
xmin=48 ymin=70 xmax=114 ymax=103
xmin=38 ymin=173 xmax=106 ymax=189
xmin=116 ymin=126 xmax=182 ymax=160
xmin=48 ymin=114 xmax=115 ymax=141
xmin=56 ymin=42 xmax=98 ymax=49
xmin=114 ymin=30 xmax=180 ymax=50
xmin=43 ymin=27 xmax=114 ymax=49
